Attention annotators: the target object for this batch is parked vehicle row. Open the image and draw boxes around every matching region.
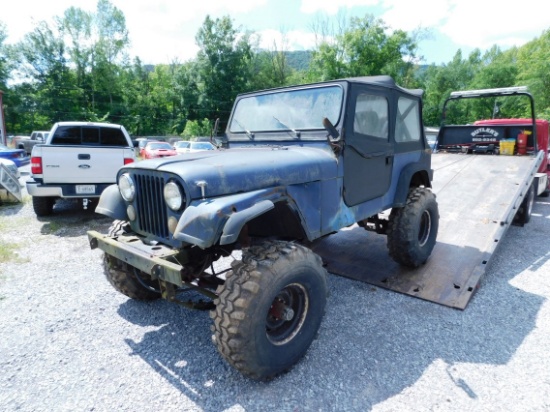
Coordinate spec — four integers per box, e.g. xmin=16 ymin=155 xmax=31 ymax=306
xmin=139 ymin=139 xmax=214 ymax=158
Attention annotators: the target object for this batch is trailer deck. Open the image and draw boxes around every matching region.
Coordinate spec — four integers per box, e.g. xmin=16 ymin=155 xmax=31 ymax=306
xmin=312 ymin=151 xmax=544 ymax=309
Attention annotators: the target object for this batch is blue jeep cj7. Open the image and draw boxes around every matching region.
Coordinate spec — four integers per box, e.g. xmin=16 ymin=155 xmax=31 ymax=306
xmin=88 ymin=75 xmax=439 ymax=380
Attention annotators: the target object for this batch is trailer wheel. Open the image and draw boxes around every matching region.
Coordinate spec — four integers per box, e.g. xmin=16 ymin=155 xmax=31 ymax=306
xmin=387 ymin=187 xmax=439 ymax=268
xmin=32 ymin=196 xmax=55 ymax=217
xmin=211 ymin=240 xmax=327 ymax=380
xmin=515 ymin=184 xmax=535 ymax=225
xmin=103 ymin=220 xmax=161 ymax=301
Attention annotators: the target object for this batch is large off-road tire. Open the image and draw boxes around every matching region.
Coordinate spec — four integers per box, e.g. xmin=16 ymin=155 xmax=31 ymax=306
xmin=211 ymin=240 xmax=328 ymax=380
xmin=387 ymin=187 xmax=439 ymax=268
xmin=515 ymin=184 xmax=535 ymax=225
xmin=103 ymin=220 xmax=161 ymax=301
xmin=32 ymin=196 xmax=55 ymax=217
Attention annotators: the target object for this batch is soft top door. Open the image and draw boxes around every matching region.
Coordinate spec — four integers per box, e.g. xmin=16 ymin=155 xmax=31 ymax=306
xmin=343 ymin=85 xmax=393 ymax=206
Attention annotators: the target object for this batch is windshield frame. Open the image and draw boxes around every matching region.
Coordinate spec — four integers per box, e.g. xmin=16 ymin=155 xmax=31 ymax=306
xmin=227 ymin=83 xmax=345 ymax=141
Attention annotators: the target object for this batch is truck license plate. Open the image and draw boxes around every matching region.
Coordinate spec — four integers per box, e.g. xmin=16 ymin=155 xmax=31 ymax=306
xmin=76 ymin=185 xmax=96 ymax=194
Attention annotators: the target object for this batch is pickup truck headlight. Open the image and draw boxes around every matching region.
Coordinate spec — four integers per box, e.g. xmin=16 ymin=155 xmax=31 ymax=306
xmin=119 ymin=173 xmax=135 ymax=202
xmin=164 ymin=181 xmax=183 ymax=211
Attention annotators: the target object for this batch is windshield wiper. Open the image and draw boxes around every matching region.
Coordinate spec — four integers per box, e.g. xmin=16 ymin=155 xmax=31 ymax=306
xmin=233 ymin=119 xmax=254 ymax=139
xmin=273 ymin=116 xmax=301 ymax=138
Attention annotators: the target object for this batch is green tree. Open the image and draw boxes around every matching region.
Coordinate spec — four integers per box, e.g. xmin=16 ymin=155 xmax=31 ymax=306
xmin=419 ymin=49 xmax=483 ymax=126
xmin=59 ymin=0 xmax=130 ymax=121
xmin=195 ymin=15 xmax=254 ymax=124
xmin=0 ymin=22 xmax=9 ymax=90
xmin=181 ymin=118 xmax=212 ymax=138
xmin=12 ymin=20 xmax=80 ymax=128
xmin=517 ymin=30 xmax=550 ymax=119
xmin=306 ymin=14 xmax=420 ymax=85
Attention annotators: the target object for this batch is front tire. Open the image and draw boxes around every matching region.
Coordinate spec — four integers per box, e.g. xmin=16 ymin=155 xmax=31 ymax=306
xmin=387 ymin=187 xmax=439 ymax=268
xmin=211 ymin=240 xmax=328 ymax=380
xmin=103 ymin=220 xmax=161 ymax=301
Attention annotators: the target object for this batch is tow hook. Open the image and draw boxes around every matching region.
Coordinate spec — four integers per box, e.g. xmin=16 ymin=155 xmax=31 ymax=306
xmin=83 ymin=198 xmax=89 ymax=210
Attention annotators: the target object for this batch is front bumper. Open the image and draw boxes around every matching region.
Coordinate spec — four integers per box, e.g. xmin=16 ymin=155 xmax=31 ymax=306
xmin=87 ymin=230 xmax=185 ymax=287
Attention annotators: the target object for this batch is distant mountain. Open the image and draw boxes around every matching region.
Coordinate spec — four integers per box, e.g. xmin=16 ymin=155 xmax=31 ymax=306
xmin=285 ymin=50 xmax=313 ymax=72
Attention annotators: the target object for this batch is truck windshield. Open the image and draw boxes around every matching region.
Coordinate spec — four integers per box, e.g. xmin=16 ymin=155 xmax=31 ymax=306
xmin=229 ymin=85 xmax=344 ymax=137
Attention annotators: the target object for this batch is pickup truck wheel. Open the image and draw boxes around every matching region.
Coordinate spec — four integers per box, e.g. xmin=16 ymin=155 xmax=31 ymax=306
xmin=32 ymin=196 xmax=55 ymax=217
xmin=102 ymin=220 xmax=161 ymax=301
xmin=515 ymin=184 xmax=535 ymax=225
xmin=210 ymin=240 xmax=328 ymax=380
xmin=387 ymin=187 xmax=439 ymax=268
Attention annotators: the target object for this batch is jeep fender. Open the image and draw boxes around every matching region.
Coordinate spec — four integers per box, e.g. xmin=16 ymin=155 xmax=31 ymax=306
xmin=95 ymin=184 xmax=127 ymax=219
xmin=173 ymin=188 xmax=282 ymax=249
xmin=393 ymin=163 xmax=433 ymax=207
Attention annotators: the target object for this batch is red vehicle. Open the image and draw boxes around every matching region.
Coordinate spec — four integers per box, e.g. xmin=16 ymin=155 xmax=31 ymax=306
xmin=473 ymin=118 xmax=549 ymax=191
xmin=142 ymin=141 xmax=177 ymax=159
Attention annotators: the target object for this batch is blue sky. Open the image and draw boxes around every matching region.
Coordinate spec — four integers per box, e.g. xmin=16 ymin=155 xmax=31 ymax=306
xmin=2 ymin=0 xmax=548 ymax=66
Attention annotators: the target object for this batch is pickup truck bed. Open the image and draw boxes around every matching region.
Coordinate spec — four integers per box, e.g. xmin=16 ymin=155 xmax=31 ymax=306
xmin=312 ymin=151 xmax=544 ymax=309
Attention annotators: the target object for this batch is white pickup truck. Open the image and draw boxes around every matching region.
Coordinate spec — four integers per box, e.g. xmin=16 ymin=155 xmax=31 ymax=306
xmin=26 ymin=121 xmax=136 ymax=216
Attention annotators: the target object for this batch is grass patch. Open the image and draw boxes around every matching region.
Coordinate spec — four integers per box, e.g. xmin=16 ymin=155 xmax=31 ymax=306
xmin=0 ymin=239 xmax=26 ymax=264
xmin=41 ymin=221 xmax=63 ymax=234
xmin=0 ymin=215 xmax=28 ymax=232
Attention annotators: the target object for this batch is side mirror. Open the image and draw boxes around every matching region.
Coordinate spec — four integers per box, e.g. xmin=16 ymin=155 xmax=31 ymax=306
xmin=322 ymin=117 xmax=343 ymax=156
xmin=210 ymin=118 xmax=221 ymax=148
xmin=322 ymin=117 xmax=340 ymax=141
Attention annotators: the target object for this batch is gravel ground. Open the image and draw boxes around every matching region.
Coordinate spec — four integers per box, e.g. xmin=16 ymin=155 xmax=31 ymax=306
xmin=1 ymin=173 xmax=549 ymax=412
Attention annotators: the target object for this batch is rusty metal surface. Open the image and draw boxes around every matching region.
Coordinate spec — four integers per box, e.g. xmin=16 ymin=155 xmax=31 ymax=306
xmin=312 ymin=153 xmax=543 ymax=310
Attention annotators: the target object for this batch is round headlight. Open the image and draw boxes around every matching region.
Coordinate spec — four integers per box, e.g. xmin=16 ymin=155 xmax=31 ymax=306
xmin=119 ymin=173 xmax=135 ymax=202
xmin=164 ymin=181 xmax=183 ymax=211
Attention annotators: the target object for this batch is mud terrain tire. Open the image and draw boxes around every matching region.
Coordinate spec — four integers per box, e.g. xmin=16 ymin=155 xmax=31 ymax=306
xmin=211 ymin=240 xmax=328 ymax=380
xmin=387 ymin=187 xmax=439 ymax=268
xmin=103 ymin=220 xmax=161 ymax=301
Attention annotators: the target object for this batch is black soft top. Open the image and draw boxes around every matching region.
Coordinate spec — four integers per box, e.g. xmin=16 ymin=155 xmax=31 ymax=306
xmin=345 ymin=75 xmax=424 ymax=98
xmin=236 ymin=75 xmax=423 ymax=99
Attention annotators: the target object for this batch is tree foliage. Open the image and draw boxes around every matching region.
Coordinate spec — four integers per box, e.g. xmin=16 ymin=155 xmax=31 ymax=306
xmin=1 ymin=2 xmax=549 ymax=136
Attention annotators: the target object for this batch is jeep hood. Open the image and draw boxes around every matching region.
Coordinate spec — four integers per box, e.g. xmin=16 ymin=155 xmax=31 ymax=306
xmin=131 ymin=146 xmax=337 ymax=199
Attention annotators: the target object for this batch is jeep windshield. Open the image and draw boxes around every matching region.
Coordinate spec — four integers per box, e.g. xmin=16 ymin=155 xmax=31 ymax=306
xmin=228 ymin=85 xmax=344 ymax=140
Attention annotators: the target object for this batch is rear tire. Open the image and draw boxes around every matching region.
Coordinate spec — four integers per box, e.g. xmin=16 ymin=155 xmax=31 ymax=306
xmin=211 ymin=240 xmax=328 ymax=380
xmin=32 ymin=196 xmax=55 ymax=217
xmin=103 ymin=220 xmax=161 ymax=301
xmin=515 ymin=184 xmax=535 ymax=225
xmin=387 ymin=187 xmax=439 ymax=268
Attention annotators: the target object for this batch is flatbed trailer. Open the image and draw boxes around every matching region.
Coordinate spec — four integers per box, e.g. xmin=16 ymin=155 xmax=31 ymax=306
xmin=312 ymin=150 xmax=545 ymax=309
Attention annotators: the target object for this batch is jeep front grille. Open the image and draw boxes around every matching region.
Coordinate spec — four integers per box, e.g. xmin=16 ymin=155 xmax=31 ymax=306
xmin=133 ymin=173 xmax=169 ymax=239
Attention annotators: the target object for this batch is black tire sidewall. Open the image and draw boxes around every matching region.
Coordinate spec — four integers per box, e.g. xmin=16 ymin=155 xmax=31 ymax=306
xmin=388 ymin=188 xmax=439 ymax=268
xmin=250 ymin=264 xmax=327 ymax=372
xmin=32 ymin=196 xmax=54 ymax=216
xmin=523 ymin=185 xmax=535 ymax=224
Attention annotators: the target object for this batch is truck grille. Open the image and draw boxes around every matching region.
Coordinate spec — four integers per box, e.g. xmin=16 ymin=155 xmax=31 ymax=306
xmin=133 ymin=173 xmax=169 ymax=239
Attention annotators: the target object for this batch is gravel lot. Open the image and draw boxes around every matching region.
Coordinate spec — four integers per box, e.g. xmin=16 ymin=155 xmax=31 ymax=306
xmin=1 ymin=172 xmax=549 ymax=412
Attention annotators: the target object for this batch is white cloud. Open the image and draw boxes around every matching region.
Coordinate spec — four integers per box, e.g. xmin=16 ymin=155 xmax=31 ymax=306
xmin=441 ymin=0 xmax=548 ymax=49
xmin=300 ymin=0 xmax=378 ymax=15
xmin=256 ymin=29 xmax=318 ymax=51
xmin=381 ymin=0 xmax=451 ymax=31
xmin=380 ymin=0 xmax=547 ymax=50
xmin=114 ymin=0 xmax=269 ymax=63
